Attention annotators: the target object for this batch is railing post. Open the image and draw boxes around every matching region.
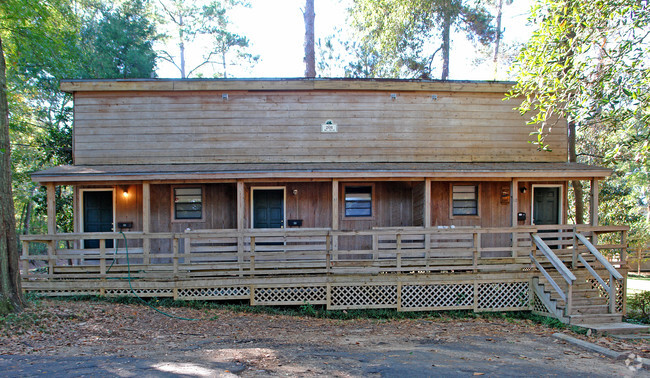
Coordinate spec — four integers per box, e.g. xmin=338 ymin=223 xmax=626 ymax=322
xmin=237 ymin=232 xmax=244 ymax=276
xmin=184 ymin=236 xmax=191 ymax=264
xmin=250 ymin=236 xmax=256 ymax=274
xmin=572 ymin=225 xmax=577 ymax=269
xmin=372 ymin=232 xmax=378 ymax=262
xmin=609 ymin=273 xmax=616 ymax=313
xmin=566 ymin=282 xmax=573 ymax=317
xmin=100 ymin=239 xmax=106 ymax=277
xmin=47 ymin=240 xmax=55 ymax=279
xmin=173 ymin=237 xmax=179 ymax=276
xmin=325 ymin=234 xmax=331 ymax=274
xmin=21 ymin=241 xmax=29 ymax=277
xmin=473 ymin=232 xmax=480 ymax=272
xmin=621 ymin=229 xmax=627 ymax=268
xmin=396 ymin=233 xmax=402 ymax=271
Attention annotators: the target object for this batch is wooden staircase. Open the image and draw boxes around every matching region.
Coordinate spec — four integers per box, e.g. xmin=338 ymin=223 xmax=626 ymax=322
xmin=530 ymin=231 xmax=650 ymax=335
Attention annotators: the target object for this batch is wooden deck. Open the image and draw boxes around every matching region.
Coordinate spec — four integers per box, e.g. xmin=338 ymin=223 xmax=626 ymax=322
xmin=19 ymin=225 xmax=628 ymax=312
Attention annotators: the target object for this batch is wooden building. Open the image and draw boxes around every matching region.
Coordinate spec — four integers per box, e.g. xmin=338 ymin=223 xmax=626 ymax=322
xmin=21 ymin=79 xmax=629 ymax=324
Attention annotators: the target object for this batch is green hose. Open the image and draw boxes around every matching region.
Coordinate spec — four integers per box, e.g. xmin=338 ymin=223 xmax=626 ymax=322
xmin=118 ymin=231 xmax=201 ymax=321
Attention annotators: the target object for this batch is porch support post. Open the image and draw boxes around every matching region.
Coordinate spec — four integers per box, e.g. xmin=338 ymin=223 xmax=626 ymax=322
xmin=331 ymin=179 xmax=339 ymax=254
xmin=142 ymin=182 xmax=150 ymax=264
xmin=511 ymin=178 xmax=519 ymax=258
xmin=331 ymin=179 xmax=339 ymax=230
xmin=237 ymin=180 xmax=245 ymax=230
xmin=511 ymin=179 xmax=518 ymax=227
xmin=424 ymin=178 xmax=431 ymax=228
xmin=142 ymin=182 xmax=150 ymax=233
xmin=46 ymin=182 xmax=56 ymax=235
xmin=424 ymin=178 xmax=432 ymax=260
xmin=590 ymin=178 xmax=599 ymax=226
xmin=236 ymin=180 xmax=245 ymax=274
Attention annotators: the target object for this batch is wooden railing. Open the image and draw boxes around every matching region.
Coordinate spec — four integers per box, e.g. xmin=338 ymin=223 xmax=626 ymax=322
xmin=529 ymin=225 xmax=628 ymax=316
xmin=530 ymin=234 xmax=576 ymax=315
xmin=20 ymin=225 xmax=627 ymax=282
xmin=575 ymin=233 xmax=624 ymax=313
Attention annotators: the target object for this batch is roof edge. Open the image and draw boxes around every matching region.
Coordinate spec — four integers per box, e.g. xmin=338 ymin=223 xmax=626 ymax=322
xmin=60 ymin=78 xmax=515 ymax=94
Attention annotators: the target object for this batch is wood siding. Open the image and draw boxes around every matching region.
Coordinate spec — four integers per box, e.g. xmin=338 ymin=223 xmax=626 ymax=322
xmin=72 ymin=90 xmax=568 ymax=165
xmin=243 ymin=182 xmax=332 ymax=229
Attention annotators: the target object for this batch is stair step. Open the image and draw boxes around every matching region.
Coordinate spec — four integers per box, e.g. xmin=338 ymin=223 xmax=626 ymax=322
xmin=572 ymin=297 xmax=606 ymax=306
xmin=569 ymin=313 xmax=622 ymax=325
xmin=574 ymin=322 xmax=650 ymax=336
xmin=571 ymin=304 xmax=610 ymax=315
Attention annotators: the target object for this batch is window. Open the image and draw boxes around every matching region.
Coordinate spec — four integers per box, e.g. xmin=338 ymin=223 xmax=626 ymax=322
xmin=452 ymin=185 xmax=478 ymax=216
xmin=174 ymin=187 xmax=203 ymax=220
xmin=344 ymin=185 xmax=372 ymax=217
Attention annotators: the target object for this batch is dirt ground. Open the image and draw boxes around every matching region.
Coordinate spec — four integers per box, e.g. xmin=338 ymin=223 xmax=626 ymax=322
xmin=1 ymin=299 xmax=650 ymax=377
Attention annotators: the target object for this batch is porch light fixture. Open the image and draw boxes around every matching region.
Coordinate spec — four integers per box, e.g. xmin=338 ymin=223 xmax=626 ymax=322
xmin=390 ymin=93 xmax=397 ymax=100
xmin=520 ymin=186 xmax=527 ymax=194
xmin=122 ymin=186 xmax=129 ymax=198
xmin=222 ymin=93 xmax=229 ymax=100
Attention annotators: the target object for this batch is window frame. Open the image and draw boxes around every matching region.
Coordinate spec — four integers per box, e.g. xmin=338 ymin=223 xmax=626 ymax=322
xmin=449 ymin=183 xmax=480 ymax=219
xmin=171 ymin=185 xmax=205 ymax=223
xmin=342 ymin=183 xmax=375 ymax=220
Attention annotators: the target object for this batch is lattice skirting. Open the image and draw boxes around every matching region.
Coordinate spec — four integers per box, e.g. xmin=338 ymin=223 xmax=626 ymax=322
xmin=587 ymin=277 xmax=626 ymax=313
xmin=105 ymin=288 xmax=174 ymax=297
xmin=477 ymin=282 xmax=529 ymax=311
xmin=24 ymin=278 xmax=531 ymax=312
xmin=532 ymin=291 xmax=552 ymax=315
xmin=179 ymin=287 xmax=250 ymax=300
xmin=254 ymin=286 xmax=327 ymax=305
xmin=400 ymin=283 xmax=473 ymax=311
xmin=26 ymin=289 xmax=101 ymax=297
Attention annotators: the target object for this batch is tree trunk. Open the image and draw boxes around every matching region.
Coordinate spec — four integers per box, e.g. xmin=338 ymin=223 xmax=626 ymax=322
xmin=303 ymin=0 xmax=316 ymax=78
xmin=0 ymin=36 xmax=24 ymax=314
xmin=492 ymin=0 xmax=504 ymax=79
xmin=179 ymin=14 xmax=186 ymax=78
xmin=441 ymin=12 xmax=451 ymax=80
xmin=568 ymin=121 xmax=584 ymax=224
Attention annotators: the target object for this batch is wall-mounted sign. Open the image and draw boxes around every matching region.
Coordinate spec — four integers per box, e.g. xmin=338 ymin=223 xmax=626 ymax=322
xmin=321 ymin=120 xmax=338 ymax=133
xmin=501 ymin=186 xmax=511 ymax=205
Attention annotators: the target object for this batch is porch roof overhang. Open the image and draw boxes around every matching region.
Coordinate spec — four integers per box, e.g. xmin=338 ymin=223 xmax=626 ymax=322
xmin=31 ymin=162 xmax=611 ymax=184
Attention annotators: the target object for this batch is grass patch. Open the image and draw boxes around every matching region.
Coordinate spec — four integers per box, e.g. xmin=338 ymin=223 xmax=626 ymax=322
xmin=628 ymin=274 xmax=650 ymax=281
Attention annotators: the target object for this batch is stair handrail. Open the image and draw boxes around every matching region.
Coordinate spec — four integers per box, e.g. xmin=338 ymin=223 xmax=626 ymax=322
xmin=530 ymin=234 xmax=576 ymax=308
xmin=575 ymin=232 xmax=623 ymax=313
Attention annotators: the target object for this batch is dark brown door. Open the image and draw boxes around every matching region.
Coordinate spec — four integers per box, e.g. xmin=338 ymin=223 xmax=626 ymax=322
xmin=533 ymin=187 xmax=560 ymax=225
xmin=83 ymin=191 xmax=114 ymax=248
xmin=253 ymin=189 xmax=284 ymax=228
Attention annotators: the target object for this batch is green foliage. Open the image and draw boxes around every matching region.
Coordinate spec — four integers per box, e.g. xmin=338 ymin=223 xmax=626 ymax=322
xmin=80 ymin=0 xmax=159 ymax=79
xmin=347 ymin=0 xmax=495 ymax=78
xmin=4 ymin=0 xmax=160 ymax=238
xmin=156 ymin=0 xmax=258 ymax=78
xmin=510 ymin=0 xmax=650 ymax=154
xmin=627 ymin=291 xmax=650 ymax=323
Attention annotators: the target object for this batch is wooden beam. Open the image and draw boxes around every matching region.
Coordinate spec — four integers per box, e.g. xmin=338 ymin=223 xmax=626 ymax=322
xmin=46 ymin=183 xmax=56 ymax=234
xmin=237 ymin=180 xmax=245 ymax=230
xmin=332 ymin=179 xmax=339 ymax=230
xmin=511 ymin=179 xmax=519 ymax=227
xmin=142 ymin=182 xmax=151 ymax=265
xmin=590 ymin=178 xmax=599 ymax=226
xmin=61 ymin=78 xmax=515 ymax=94
xmin=424 ymin=178 xmax=431 ymax=228
xmin=142 ymin=182 xmax=150 ymax=233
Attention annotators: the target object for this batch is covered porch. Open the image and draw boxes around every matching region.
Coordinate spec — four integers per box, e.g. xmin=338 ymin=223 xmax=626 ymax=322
xmin=20 ymin=162 xmax=628 ymax=315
